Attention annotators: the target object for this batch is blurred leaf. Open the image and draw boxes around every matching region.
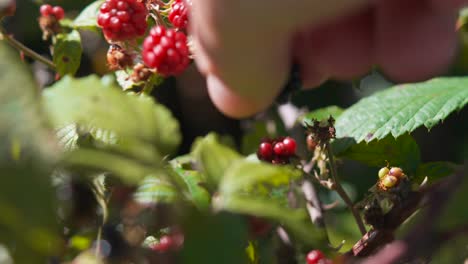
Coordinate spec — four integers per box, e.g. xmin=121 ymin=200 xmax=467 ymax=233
xmin=438 ymin=168 xmax=468 ymax=230
xmin=337 ymin=134 xmax=421 ymax=173
xmin=43 ymin=75 xmax=181 ymax=155
xmin=72 ymin=0 xmax=104 ymax=31
xmin=325 ymin=211 xmax=363 ymax=253
xmin=216 ymin=196 xmax=326 ymax=247
xmin=414 ymin=162 xmax=458 ymax=184
xmin=133 ymin=174 xmax=178 ymax=204
xmin=216 ymin=161 xmax=325 ymax=246
xmin=65 ymin=148 xmax=158 ymax=184
xmin=302 ymin=105 xmax=344 ymax=124
xmin=53 ymin=30 xmax=82 ymax=76
xmin=0 ymin=43 xmax=59 ymax=261
xmin=170 ymin=167 xmax=211 ymax=210
xmin=181 ymin=212 xmax=248 ymax=264
xmin=335 ymin=78 xmax=468 ymax=142
xmin=219 ymin=160 xmax=301 ymax=197
xmin=192 ymin=133 xmax=242 ymax=189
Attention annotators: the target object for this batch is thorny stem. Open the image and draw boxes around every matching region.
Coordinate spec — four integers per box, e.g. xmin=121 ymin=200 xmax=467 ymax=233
xmin=0 ymin=25 xmax=56 ymax=69
xmin=326 ymin=142 xmax=367 ymax=236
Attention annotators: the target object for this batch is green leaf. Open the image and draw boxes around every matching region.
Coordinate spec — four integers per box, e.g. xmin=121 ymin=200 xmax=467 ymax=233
xmin=133 ymin=174 xmax=178 ymax=204
xmin=216 ymin=196 xmax=326 ymax=247
xmin=335 ymin=78 xmax=468 ymax=142
xmin=192 ymin=133 xmax=242 ymax=189
xmin=53 ymin=30 xmax=82 ymax=76
xmin=414 ymin=162 xmax=458 ymax=184
xmin=170 ymin=167 xmax=211 ymax=210
xmin=181 ymin=212 xmax=248 ymax=264
xmin=302 ymin=105 xmax=344 ymax=124
xmin=0 ymin=43 xmax=59 ymax=261
xmin=337 ymin=134 xmax=421 ymax=173
xmin=219 ymin=160 xmax=301 ymax=197
xmin=43 ymin=75 xmax=181 ymax=155
xmin=72 ymin=0 xmax=104 ymax=31
xmin=65 ymin=148 xmax=158 ymax=184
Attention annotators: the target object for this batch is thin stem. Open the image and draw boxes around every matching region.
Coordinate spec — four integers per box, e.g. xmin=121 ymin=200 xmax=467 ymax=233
xmin=326 ymin=142 xmax=367 ymax=236
xmin=0 ymin=25 xmax=56 ymax=69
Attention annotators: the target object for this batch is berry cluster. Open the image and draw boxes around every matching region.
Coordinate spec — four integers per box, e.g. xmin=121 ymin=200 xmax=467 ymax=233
xmin=97 ymin=0 xmax=148 ymax=42
xmin=39 ymin=4 xmax=65 ymax=20
xmin=377 ymin=166 xmax=405 ymax=190
xmin=150 ymin=233 xmax=184 ymax=252
xmin=168 ymin=0 xmax=189 ymax=29
xmin=306 ymin=250 xmax=332 ymax=264
xmin=257 ymin=137 xmax=296 ymax=164
xmin=142 ymin=26 xmax=190 ymax=76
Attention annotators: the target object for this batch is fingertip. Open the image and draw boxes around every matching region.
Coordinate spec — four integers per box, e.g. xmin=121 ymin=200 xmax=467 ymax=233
xmin=376 ymin=0 xmax=458 ymax=82
xmin=206 ymin=75 xmax=279 ymax=119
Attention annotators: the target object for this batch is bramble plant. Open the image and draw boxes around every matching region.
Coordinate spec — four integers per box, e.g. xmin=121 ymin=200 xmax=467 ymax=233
xmin=0 ymin=1 xmax=467 ymax=264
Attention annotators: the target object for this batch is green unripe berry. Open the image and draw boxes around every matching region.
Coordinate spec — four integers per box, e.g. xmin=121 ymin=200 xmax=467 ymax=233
xmin=382 ymin=175 xmax=398 ymax=188
xmin=378 ymin=167 xmax=390 ymax=179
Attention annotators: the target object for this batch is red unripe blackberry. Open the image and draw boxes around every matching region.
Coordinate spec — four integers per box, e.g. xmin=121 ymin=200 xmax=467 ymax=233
xmin=273 ymin=142 xmax=286 ymax=156
xmin=40 ymin=4 xmax=53 ymax=17
xmin=40 ymin=4 xmax=64 ymax=20
xmin=282 ymin=137 xmax=296 ymax=155
xmin=168 ymin=0 xmax=189 ymax=29
xmin=97 ymin=0 xmax=148 ymax=42
xmin=142 ymin=26 xmax=190 ymax=76
xmin=306 ymin=250 xmax=325 ymax=264
xmin=151 ymin=235 xmax=173 ymax=252
xmin=52 ymin=6 xmax=64 ymax=20
xmin=257 ymin=142 xmax=273 ymax=161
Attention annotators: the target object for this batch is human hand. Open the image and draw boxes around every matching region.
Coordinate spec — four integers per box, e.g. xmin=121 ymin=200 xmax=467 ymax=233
xmin=189 ymin=0 xmax=465 ymax=118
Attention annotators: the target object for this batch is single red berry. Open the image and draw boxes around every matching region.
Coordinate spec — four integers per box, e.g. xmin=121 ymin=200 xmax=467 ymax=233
xmin=151 ymin=235 xmax=173 ymax=252
xmin=142 ymin=26 xmax=190 ymax=76
xmin=39 ymin=4 xmax=53 ymax=17
xmin=168 ymin=0 xmax=189 ymax=29
xmin=282 ymin=137 xmax=296 ymax=155
xmin=257 ymin=142 xmax=273 ymax=161
xmin=52 ymin=6 xmax=65 ymax=20
xmin=97 ymin=0 xmax=148 ymax=42
xmin=389 ymin=167 xmax=404 ymax=179
xmin=306 ymin=250 xmax=325 ymax=264
xmin=273 ymin=142 xmax=286 ymax=156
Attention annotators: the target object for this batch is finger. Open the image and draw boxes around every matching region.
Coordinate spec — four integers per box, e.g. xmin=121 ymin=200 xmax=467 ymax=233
xmin=376 ymin=0 xmax=458 ymax=82
xmin=190 ymin=5 xmax=292 ymax=118
xmin=206 ymin=75 xmax=276 ymax=118
xmin=297 ymin=7 xmax=374 ymax=84
xmin=430 ymin=0 xmax=468 ymax=12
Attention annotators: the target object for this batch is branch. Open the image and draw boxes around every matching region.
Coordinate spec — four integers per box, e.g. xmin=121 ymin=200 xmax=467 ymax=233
xmin=0 ymin=25 xmax=56 ymax=69
xmin=326 ymin=142 xmax=367 ymax=236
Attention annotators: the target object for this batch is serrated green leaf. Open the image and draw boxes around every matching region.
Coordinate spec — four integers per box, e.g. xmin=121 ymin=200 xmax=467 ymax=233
xmin=414 ymin=162 xmax=458 ymax=184
xmin=192 ymin=133 xmax=242 ymax=189
xmin=337 ymin=134 xmax=421 ymax=173
xmin=0 ymin=43 xmax=59 ymax=262
xmin=302 ymin=105 xmax=344 ymax=124
xmin=335 ymin=78 xmax=468 ymax=142
xmin=170 ymin=167 xmax=211 ymax=210
xmin=43 ymin=75 xmax=181 ymax=155
xmin=53 ymin=30 xmax=82 ymax=76
xmin=133 ymin=174 xmax=178 ymax=204
xmin=72 ymin=0 xmax=104 ymax=31
xmin=219 ymin=160 xmax=301 ymax=197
